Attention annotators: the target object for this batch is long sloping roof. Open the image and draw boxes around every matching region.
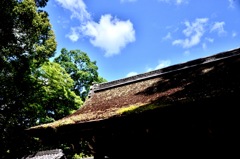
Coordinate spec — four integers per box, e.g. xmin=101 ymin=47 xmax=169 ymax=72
xmin=28 ymin=47 xmax=240 ymax=133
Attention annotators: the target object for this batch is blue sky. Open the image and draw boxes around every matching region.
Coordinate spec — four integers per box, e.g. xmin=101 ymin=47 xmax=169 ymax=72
xmin=44 ymin=0 xmax=240 ymax=82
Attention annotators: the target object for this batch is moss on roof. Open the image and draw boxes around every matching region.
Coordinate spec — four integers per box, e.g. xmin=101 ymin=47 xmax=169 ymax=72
xmin=28 ymin=48 xmax=240 ymax=133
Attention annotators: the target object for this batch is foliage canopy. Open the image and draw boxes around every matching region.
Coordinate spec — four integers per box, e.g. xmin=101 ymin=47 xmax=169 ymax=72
xmin=54 ymin=48 xmax=107 ymax=101
xmin=0 ymin=0 xmax=105 ymax=158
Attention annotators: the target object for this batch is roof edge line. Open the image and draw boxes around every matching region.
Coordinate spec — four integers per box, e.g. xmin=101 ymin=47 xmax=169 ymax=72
xmin=95 ymin=47 xmax=240 ymax=92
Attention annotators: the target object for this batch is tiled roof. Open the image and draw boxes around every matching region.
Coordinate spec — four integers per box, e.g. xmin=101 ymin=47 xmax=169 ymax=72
xmin=27 ymin=47 xmax=240 ymax=134
xmin=22 ymin=149 xmax=65 ymax=159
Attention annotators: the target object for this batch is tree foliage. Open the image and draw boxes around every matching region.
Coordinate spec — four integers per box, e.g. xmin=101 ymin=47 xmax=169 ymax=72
xmin=0 ymin=0 xmax=106 ymax=158
xmin=32 ymin=62 xmax=82 ymax=123
xmin=54 ymin=48 xmax=107 ymax=101
xmin=0 ymin=0 xmax=81 ymax=158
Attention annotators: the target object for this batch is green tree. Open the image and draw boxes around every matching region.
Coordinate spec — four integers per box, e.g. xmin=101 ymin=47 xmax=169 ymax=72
xmin=0 ymin=0 xmax=59 ymax=158
xmin=54 ymin=48 xmax=107 ymax=101
xmin=32 ymin=62 xmax=82 ymax=124
xmin=0 ymin=0 xmax=104 ymax=158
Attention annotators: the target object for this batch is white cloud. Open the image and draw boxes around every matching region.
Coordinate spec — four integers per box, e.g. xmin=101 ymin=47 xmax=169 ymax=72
xmin=55 ymin=0 xmax=136 ymax=57
xmin=176 ymin=0 xmax=185 ymax=5
xmin=82 ymin=14 xmax=135 ymax=57
xmin=228 ymin=0 xmax=235 ymax=8
xmin=147 ymin=60 xmax=171 ymax=72
xmin=232 ymin=31 xmax=237 ymax=37
xmin=146 ymin=66 xmax=153 ymax=72
xmin=66 ymin=27 xmax=80 ymax=42
xmin=126 ymin=71 xmax=138 ymax=77
xmin=205 ymin=37 xmax=214 ymax=43
xmin=155 ymin=60 xmax=171 ymax=69
xmin=162 ymin=32 xmax=172 ymax=40
xmin=55 ymin=0 xmax=90 ymax=22
xmin=210 ymin=21 xmax=226 ymax=36
xmin=172 ymin=18 xmax=208 ymax=48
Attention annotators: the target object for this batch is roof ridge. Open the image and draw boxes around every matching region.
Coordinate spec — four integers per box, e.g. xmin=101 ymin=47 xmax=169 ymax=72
xmin=93 ymin=47 xmax=240 ymax=92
